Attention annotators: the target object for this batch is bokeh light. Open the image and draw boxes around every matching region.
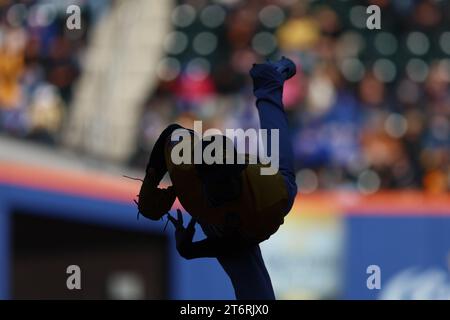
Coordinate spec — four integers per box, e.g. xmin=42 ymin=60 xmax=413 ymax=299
xmin=259 ymin=5 xmax=285 ymax=29
xmin=164 ymin=31 xmax=189 ymax=55
xmin=374 ymin=32 xmax=398 ymax=56
xmin=251 ymin=32 xmax=277 ymax=56
xmin=357 ymin=170 xmax=381 ymax=194
xmin=340 ymin=58 xmax=365 ymax=82
xmin=186 ymin=57 xmax=211 ymax=81
xmin=156 ymin=57 xmax=181 ymax=81
xmin=28 ymin=3 xmax=57 ymax=28
xmin=171 ymin=4 xmax=196 ymax=28
xmin=6 ymin=3 xmax=27 ymax=27
xmin=296 ymin=169 xmax=319 ymax=194
xmin=349 ymin=6 xmax=367 ymax=29
xmin=200 ymin=4 xmax=226 ymax=28
xmin=406 ymin=58 xmax=429 ymax=82
xmin=439 ymin=32 xmax=450 ymax=55
xmin=385 ymin=113 xmax=408 ymax=139
xmin=373 ymin=59 xmax=397 ymax=83
xmin=406 ymin=32 xmax=430 ymax=56
xmin=193 ymin=32 xmax=218 ymax=56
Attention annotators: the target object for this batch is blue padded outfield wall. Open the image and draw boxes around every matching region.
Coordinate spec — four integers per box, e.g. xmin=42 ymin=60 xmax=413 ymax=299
xmin=1 ymin=179 xmax=449 ymax=299
xmin=0 ymin=183 xmax=235 ymax=300
xmin=344 ymin=215 xmax=450 ymax=300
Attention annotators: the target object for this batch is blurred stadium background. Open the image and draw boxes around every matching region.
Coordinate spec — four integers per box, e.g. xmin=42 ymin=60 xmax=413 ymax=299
xmin=0 ymin=0 xmax=449 ymax=299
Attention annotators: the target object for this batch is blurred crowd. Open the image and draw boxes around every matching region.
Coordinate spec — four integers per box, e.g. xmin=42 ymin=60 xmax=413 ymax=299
xmin=0 ymin=0 xmax=107 ymax=143
xmin=0 ymin=0 xmax=449 ymax=193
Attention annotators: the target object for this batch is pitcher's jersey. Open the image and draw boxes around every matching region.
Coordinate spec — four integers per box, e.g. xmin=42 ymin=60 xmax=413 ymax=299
xmin=164 ymin=133 xmax=289 ymax=242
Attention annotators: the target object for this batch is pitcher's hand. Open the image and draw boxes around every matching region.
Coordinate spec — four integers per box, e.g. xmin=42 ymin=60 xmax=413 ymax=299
xmin=168 ymin=209 xmax=197 ymax=259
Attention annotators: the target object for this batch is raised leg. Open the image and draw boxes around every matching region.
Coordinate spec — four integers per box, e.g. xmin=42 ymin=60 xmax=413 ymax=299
xmin=250 ymin=60 xmax=298 ymax=213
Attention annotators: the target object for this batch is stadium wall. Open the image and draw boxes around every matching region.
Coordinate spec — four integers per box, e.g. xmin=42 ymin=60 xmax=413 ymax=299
xmin=1 ymin=162 xmax=449 ymax=299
